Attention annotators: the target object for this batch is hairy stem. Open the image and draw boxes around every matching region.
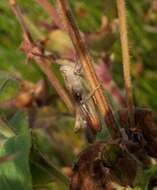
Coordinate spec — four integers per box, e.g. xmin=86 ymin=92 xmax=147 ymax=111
xmin=117 ymin=0 xmax=135 ymax=129
xmin=56 ymin=0 xmax=121 ymax=139
xmin=9 ymin=0 xmax=74 ymax=113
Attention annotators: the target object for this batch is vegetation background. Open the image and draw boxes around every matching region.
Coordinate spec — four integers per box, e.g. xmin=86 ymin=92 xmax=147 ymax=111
xmin=0 ymin=0 xmax=157 ymax=190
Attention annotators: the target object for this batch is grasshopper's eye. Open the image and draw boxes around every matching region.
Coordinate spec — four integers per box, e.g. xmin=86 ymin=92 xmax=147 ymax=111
xmin=73 ymin=91 xmax=82 ymax=102
xmin=72 ymin=162 xmax=79 ymax=172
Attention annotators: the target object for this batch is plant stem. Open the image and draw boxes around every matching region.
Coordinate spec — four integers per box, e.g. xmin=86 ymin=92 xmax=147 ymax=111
xmin=36 ymin=0 xmax=64 ymax=29
xmin=9 ymin=0 xmax=74 ymax=113
xmin=34 ymin=57 xmax=74 ymax=113
xmin=117 ymin=0 xmax=135 ymax=129
xmin=9 ymin=0 xmax=33 ymax=42
xmin=56 ymin=0 xmax=121 ymax=139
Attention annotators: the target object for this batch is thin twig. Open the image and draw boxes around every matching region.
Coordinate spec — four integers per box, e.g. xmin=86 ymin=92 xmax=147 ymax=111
xmin=9 ymin=0 xmax=33 ymax=42
xmin=34 ymin=57 xmax=74 ymax=113
xmin=56 ymin=0 xmax=121 ymax=139
xmin=117 ymin=0 xmax=135 ymax=129
xmin=36 ymin=0 xmax=64 ymax=29
xmin=9 ymin=0 xmax=74 ymax=113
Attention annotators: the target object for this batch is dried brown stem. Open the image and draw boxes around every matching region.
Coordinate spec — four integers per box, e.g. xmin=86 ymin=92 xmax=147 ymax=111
xmin=36 ymin=0 xmax=64 ymax=29
xmin=35 ymin=57 xmax=74 ymax=113
xmin=56 ymin=0 xmax=121 ymax=139
xmin=9 ymin=0 xmax=74 ymax=113
xmin=117 ymin=0 xmax=135 ymax=129
xmin=9 ymin=0 xmax=33 ymax=42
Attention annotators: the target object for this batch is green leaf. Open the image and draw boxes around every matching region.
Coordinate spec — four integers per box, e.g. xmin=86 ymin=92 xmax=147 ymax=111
xmin=0 ymin=71 xmax=19 ymax=102
xmin=134 ymin=165 xmax=157 ymax=190
xmin=31 ymin=148 xmax=69 ymax=187
xmin=0 ymin=112 xmax=32 ymax=190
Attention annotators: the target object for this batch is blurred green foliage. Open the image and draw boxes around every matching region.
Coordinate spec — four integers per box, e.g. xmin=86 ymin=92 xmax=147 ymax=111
xmin=0 ymin=0 xmax=157 ymax=190
xmin=0 ymin=112 xmax=32 ymax=190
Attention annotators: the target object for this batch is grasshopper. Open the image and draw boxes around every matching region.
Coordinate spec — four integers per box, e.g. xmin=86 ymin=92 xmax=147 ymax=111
xmin=57 ymin=59 xmax=101 ymax=142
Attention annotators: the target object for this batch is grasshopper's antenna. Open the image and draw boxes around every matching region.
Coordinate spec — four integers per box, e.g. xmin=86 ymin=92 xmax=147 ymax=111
xmin=117 ymin=0 xmax=135 ymax=129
